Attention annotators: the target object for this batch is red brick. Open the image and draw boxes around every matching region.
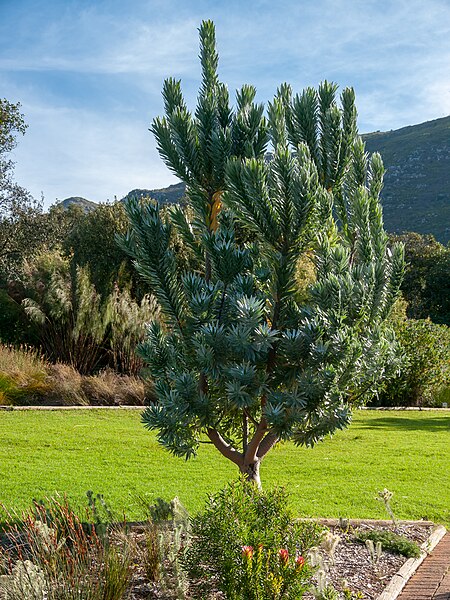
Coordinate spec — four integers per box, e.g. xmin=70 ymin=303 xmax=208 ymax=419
xmin=398 ymin=533 xmax=450 ymax=600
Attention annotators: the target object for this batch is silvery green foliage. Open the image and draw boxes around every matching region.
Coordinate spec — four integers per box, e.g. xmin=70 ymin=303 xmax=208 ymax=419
xmin=121 ymin=21 xmax=404 ymax=474
xmin=0 ymin=560 xmax=47 ymax=600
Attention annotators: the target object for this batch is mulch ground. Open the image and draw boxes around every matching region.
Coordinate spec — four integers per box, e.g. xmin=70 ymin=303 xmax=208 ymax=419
xmin=127 ymin=520 xmax=435 ymax=599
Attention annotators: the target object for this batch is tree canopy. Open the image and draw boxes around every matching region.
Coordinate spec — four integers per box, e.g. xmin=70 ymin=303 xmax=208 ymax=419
xmin=0 ymin=99 xmax=45 ymax=280
xmin=122 ymin=21 xmax=405 ymax=486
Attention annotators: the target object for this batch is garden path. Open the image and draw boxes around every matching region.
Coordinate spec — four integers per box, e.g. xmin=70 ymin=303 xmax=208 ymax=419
xmin=397 ymin=532 xmax=450 ymax=600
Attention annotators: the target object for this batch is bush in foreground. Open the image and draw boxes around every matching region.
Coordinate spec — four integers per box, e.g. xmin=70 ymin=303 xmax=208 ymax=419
xmin=0 ymin=498 xmax=133 ymax=599
xmin=184 ymin=480 xmax=322 ymax=599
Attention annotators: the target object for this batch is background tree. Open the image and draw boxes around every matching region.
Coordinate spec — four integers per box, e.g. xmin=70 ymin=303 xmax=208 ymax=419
xmin=0 ymin=99 xmax=48 ymax=280
xmin=390 ymin=232 xmax=449 ymax=326
xmin=122 ymin=21 xmax=404 ymax=486
xmin=62 ymin=202 xmax=137 ymax=299
xmin=374 ymin=299 xmax=450 ymax=406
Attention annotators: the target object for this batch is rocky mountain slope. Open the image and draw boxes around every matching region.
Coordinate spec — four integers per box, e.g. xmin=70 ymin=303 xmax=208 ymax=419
xmin=363 ymin=115 xmax=449 ymax=243
xmin=59 ymin=116 xmax=450 ymax=243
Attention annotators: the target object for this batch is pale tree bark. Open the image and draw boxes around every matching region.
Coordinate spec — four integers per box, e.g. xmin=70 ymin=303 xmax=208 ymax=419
xmin=207 ymin=424 xmax=279 ymax=488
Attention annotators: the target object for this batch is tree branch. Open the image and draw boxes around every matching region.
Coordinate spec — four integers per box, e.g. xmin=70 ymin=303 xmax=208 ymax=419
xmin=257 ymin=431 xmax=279 ymax=459
xmin=207 ymin=428 xmax=243 ymax=466
xmin=244 ymin=418 xmax=268 ymax=464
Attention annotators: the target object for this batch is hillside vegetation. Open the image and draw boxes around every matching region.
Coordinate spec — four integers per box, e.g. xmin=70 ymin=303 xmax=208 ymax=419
xmin=363 ymin=116 xmax=450 ymax=243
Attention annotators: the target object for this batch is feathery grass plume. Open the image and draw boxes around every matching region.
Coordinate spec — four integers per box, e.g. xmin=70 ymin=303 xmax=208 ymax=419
xmin=22 ymin=255 xmax=156 ymax=376
xmin=104 ymin=286 xmax=158 ymax=375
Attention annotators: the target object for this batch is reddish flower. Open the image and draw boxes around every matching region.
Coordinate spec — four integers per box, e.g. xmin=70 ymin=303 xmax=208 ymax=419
xmin=278 ymin=548 xmax=289 ymax=565
xmin=242 ymin=545 xmax=254 ymax=560
xmin=296 ymin=555 xmax=305 ymax=569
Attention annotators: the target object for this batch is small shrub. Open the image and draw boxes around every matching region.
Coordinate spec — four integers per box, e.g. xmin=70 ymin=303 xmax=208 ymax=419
xmin=355 ymin=529 xmax=421 ymax=558
xmin=184 ymin=480 xmax=322 ymax=599
xmin=138 ymin=496 xmax=190 ymax=598
xmin=374 ymin=301 xmax=450 ymax=406
xmin=142 ymin=521 xmax=161 ymax=582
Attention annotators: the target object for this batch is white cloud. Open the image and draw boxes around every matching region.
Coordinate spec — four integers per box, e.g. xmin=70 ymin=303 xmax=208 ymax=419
xmin=12 ymin=101 xmax=177 ymax=206
xmin=2 ymin=0 xmax=449 ymax=205
xmin=0 ymin=11 xmax=200 ymax=78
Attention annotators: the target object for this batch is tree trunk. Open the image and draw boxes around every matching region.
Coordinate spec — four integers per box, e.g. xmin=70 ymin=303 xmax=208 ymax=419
xmin=239 ymin=459 xmax=261 ymax=488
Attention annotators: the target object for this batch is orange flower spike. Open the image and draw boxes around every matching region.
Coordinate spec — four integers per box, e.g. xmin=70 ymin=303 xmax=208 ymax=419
xmin=242 ymin=545 xmax=254 ymax=560
xmin=278 ymin=548 xmax=289 ymax=566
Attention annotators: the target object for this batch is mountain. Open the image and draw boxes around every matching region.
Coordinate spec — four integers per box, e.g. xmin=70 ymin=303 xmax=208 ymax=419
xmin=120 ymin=182 xmax=185 ymax=205
xmin=363 ymin=115 xmax=450 ymax=244
xmin=57 ymin=196 xmax=97 ymax=212
xmin=59 ymin=116 xmax=450 ymax=243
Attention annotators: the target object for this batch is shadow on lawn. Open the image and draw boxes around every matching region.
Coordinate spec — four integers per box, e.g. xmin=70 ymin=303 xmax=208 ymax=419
xmin=358 ymin=415 xmax=450 ymax=432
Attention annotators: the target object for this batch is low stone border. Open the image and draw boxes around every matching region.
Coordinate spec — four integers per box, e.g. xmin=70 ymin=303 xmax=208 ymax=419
xmin=361 ymin=407 xmax=450 ymax=411
xmin=314 ymin=518 xmax=437 ymax=527
xmin=2 ymin=404 xmax=449 ymax=411
xmin=0 ymin=405 xmax=144 ymax=410
xmin=376 ymin=524 xmax=447 ymax=600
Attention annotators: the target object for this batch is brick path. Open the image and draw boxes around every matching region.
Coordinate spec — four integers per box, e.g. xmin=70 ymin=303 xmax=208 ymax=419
xmin=398 ymin=532 xmax=450 ymax=600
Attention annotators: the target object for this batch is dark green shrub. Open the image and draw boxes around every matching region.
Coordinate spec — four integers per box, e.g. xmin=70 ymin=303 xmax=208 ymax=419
xmin=390 ymin=232 xmax=450 ymax=326
xmin=375 ymin=311 xmax=450 ymax=406
xmin=184 ymin=480 xmax=322 ymax=599
xmin=355 ymin=529 xmax=421 ymax=558
xmin=0 ymin=288 xmax=37 ymax=345
xmin=62 ymin=201 xmax=135 ymax=299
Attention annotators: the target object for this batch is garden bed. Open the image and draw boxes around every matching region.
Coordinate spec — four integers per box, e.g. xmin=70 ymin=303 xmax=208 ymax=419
xmin=122 ymin=519 xmax=439 ymax=599
xmin=304 ymin=520 xmax=438 ymax=600
xmin=0 ymin=511 xmax=444 ymax=600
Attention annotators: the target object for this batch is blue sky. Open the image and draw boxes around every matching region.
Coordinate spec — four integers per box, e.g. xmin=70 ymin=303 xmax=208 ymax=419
xmin=1 ymin=0 xmax=449 ymax=207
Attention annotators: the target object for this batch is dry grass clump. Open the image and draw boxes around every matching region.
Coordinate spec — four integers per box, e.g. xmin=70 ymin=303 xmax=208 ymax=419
xmin=0 ymin=344 xmax=149 ymax=406
xmin=46 ymin=363 xmax=87 ymax=405
xmin=81 ymin=369 xmax=146 ymax=406
xmin=0 ymin=345 xmax=49 ymax=405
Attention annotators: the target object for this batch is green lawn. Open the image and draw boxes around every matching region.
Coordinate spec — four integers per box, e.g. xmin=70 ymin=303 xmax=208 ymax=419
xmin=1 ymin=409 xmax=449 ymax=523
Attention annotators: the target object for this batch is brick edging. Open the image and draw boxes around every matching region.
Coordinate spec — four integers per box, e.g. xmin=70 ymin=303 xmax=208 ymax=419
xmin=376 ymin=525 xmax=447 ymax=600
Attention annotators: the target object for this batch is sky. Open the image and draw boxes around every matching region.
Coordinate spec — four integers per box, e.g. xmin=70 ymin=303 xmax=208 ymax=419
xmin=1 ymin=0 xmax=450 ymax=207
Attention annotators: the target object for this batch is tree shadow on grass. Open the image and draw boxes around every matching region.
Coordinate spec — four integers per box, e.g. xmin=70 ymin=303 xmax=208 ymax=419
xmin=357 ymin=416 xmax=450 ymax=432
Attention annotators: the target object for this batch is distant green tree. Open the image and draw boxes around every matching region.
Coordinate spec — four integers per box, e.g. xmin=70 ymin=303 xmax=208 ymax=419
xmin=122 ymin=21 xmax=404 ymax=486
xmin=390 ymin=232 xmax=449 ymax=325
xmin=0 ymin=99 xmax=46 ymax=280
xmin=62 ymin=202 xmax=135 ymax=298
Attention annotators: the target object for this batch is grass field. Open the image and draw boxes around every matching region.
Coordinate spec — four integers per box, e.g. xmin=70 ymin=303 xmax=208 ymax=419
xmin=1 ymin=409 xmax=449 ymax=523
